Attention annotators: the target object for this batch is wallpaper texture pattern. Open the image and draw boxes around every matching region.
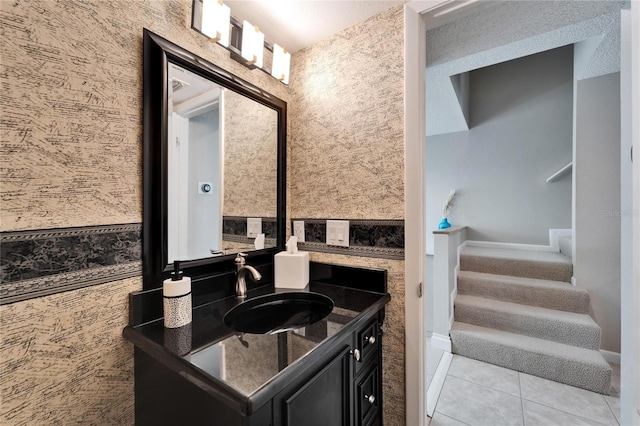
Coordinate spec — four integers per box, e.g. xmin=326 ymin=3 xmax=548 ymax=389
xmin=289 ymin=6 xmax=406 ymax=425
xmin=0 ymin=278 xmax=140 ymax=425
xmin=0 ymin=0 xmax=289 ymax=424
xmin=0 ymin=0 xmax=406 ymax=424
xmin=289 ymin=7 xmax=405 ymax=221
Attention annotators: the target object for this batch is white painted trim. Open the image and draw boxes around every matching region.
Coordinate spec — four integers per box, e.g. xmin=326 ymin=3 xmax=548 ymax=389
xmin=405 ymin=2 xmax=451 ymax=425
xmin=426 ymin=351 xmax=453 ymax=417
xmin=620 ymin=3 xmax=640 ymax=425
xmin=407 ymin=0 xmax=452 ymax=14
xmin=404 ymin=4 xmax=428 ymax=426
xmin=549 ymin=228 xmax=572 ymax=252
xmin=465 ymin=240 xmax=558 ymax=252
xmin=601 ymin=349 xmax=621 ymax=365
xmin=431 ymin=333 xmax=452 ymax=353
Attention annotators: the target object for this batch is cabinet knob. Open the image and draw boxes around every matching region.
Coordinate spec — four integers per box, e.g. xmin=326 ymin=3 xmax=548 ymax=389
xmin=364 ymin=394 xmax=375 ymax=404
xmin=364 ymin=335 xmax=376 ymax=345
xmin=352 ymin=349 xmax=361 ymax=362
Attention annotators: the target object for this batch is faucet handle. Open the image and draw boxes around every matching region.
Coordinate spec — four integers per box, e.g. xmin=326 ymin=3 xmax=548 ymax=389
xmin=235 ymin=253 xmax=247 ymax=265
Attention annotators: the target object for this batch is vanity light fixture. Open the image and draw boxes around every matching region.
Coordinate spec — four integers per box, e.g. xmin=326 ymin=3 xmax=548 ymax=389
xmin=192 ymin=0 xmax=291 ymax=84
xmin=240 ymin=20 xmax=264 ymax=68
xmin=201 ymin=0 xmax=231 ymax=47
xmin=271 ymin=44 xmax=291 ymax=85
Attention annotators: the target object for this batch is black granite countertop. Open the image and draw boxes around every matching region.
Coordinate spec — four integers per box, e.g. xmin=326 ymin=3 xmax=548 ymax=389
xmin=123 ymin=280 xmax=390 ymax=415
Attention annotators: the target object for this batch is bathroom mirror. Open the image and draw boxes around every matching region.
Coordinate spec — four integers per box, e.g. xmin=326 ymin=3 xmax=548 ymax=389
xmin=143 ymin=30 xmax=286 ymax=288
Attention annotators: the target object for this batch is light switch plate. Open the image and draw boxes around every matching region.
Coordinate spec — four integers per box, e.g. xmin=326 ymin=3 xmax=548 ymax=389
xmin=293 ymin=220 xmax=305 ymax=242
xmin=247 ymin=217 xmax=262 ymax=238
xmin=326 ymin=220 xmax=350 ymax=247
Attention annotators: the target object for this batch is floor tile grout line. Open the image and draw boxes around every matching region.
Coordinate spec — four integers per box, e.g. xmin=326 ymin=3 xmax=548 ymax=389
xmin=431 ymin=375 xmax=473 ymax=426
xmin=518 ymin=372 xmax=526 ymax=426
xmin=433 ymin=411 xmax=474 ymax=426
xmin=438 ymin=371 xmax=524 ymax=425
xmin=519 ymin=394 xmax=616 ymax=426
xmin=445 ymin=370 xmax=522 ymax=399
xmin=603 ymin=394 xmax=621 ymax=425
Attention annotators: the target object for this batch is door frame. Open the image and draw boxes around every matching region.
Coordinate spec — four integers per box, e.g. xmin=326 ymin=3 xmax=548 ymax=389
xmin=620 ymin=3 xmax=640 ymax=425
xmin=404 ymin=3 xmax=446 ymax=426
xmin=404 ymin=1 xmax=640 ymax=424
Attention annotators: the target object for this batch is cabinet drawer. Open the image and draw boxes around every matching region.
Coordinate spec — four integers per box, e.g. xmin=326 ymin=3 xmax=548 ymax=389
xmin=355 ymin=320 xmax=379 ymax=375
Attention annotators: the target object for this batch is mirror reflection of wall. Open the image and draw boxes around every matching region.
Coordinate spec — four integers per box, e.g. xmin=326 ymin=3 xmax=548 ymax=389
xmin=166 ymin=63 xmax=279 ymax=264
xmin=168 ymin=63 xmax=224 ymax=262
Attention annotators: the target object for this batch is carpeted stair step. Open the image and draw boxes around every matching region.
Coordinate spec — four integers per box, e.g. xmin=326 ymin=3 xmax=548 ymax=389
xmin=457 ymin=271 xmax=590 ymax=314
xmin=460 ymin=246 xmax=573 ymax=282
xmin=454 ymin=295 xmax=601 ymax=349
xmin=450 ymin=321 xmax=612 ymax=394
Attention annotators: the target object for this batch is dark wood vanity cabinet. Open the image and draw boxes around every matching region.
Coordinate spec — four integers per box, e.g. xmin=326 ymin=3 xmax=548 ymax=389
xmin=272 ymin=317 xmax=383 ymax=426
xmin=276 ymin=346 xmax=352 ymax=426
xmin=133 ymin=314 xmax=383 ymax=426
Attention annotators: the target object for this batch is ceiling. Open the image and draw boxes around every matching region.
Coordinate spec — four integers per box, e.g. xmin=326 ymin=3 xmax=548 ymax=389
xmin=425 ymin=0 xmax=623 ymax=136
xmin=225 ymin=0 xmax=405 ymax=53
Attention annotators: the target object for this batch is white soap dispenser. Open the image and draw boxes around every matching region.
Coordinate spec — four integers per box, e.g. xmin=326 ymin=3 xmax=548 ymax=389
xmin=274 ymin=236 xmax=310 ymax=289
xmin=163 ymin=261 xmax=192 ymax=328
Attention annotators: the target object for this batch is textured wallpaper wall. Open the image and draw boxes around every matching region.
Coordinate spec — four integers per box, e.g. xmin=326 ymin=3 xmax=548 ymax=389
xmin=289 ymin=7 xmax=405 ymax=221
xmin=0 ymin=0 xmax=289 ymax=233
xmin=0 ymin=278 xmax=140 ymax=424
xmin=289 ymin=6 xmax=406 ymax=425
xmin=1 ymin=0 xmax=406 ymax=424
xmin=0 ymin=0 xmax=288 ymax=424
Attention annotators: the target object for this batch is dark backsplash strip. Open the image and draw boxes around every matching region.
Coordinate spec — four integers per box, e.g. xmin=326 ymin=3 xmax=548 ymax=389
xmin=291 ymin=219 xmax=404 ymax=259
xmin=0 ymin=224 xmax=142 ymax=304
xmin=222 ymin=216 xmax=277 ymax=239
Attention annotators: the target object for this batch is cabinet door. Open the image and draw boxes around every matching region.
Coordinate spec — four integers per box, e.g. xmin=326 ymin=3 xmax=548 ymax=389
xmin=356 ymin=362 xmax=379 ymax=426
xmin=284 ymin=346 xmax=352 ymax=426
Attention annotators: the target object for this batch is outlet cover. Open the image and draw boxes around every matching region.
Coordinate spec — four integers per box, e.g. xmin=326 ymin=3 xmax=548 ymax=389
xmin=326 ymin=220 xmax=349 ymax=247
xmin=293 ymin=221 xmax=305 ymax=242
xmin=247 ymin=218 xmax=262 ymax=238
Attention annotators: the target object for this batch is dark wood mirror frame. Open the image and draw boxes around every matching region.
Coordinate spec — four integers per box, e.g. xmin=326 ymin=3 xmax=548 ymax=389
xmin=142 ymin=29 xmax=287 ymax=290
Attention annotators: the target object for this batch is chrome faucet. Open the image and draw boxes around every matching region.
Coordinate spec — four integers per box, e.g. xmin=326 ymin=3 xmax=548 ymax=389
xmin=234 ymin=253 xmax=262 ymax=299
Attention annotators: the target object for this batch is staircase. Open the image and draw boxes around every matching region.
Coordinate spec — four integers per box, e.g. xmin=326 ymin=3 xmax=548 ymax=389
xmin=450 ymin=245 xmax=612 ymax=394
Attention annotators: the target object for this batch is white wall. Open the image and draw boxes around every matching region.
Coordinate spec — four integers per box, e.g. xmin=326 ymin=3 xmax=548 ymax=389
xmin=574 ymin=72 xmax=621 ymax=353
xmin=426 ymin=46 xmax=573 ymax=252
xmin=187 ymin=108 xmax=221 ymax=259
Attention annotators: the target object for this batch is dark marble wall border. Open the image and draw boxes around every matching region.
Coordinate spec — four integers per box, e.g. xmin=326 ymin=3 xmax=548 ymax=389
xmin=222 ymin=216 xmax=277 ymax=248
xmin=222 ymin=216 xmax=277 ymax=238
xmin=1 ymin=224 xmax=142 ymax=305
xmin=292 ymin=219 xmax=404 ymax=260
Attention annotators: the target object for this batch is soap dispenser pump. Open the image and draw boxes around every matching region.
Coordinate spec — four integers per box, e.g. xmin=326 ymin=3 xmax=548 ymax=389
xmin=163 ymin=261 xmax=192 ymax=328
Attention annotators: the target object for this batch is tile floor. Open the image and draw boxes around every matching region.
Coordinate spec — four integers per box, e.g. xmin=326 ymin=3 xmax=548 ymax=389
xmin=428 ymin=355 xmax=621 ymax=426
